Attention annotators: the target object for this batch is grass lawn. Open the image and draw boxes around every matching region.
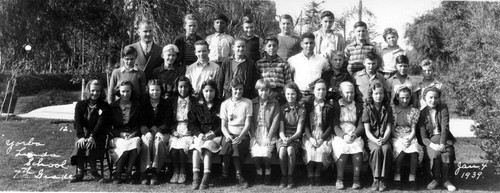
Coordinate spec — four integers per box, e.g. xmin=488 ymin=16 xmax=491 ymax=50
xmin=1 ymin=118 xmax=499 ymax=192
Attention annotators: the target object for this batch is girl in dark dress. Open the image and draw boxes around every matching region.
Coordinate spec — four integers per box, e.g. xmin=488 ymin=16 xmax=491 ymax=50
xmin=109 ymin=81 xmax=142 ymax=184
xmin=189 ymin=79 xmax=222 ymax=190
xmin=71 ymin=79 xmax=110 ymax=183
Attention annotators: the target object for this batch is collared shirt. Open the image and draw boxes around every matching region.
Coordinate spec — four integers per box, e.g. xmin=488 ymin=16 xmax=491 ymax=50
xmin=313 ymin=30 xmax=344 ymax=56
xmin=362 ymin=104 xmax=392 ymax=138
xmin=121 ymin=66 xmax=139 ymax=73
xmin=185 ymin=61 xmax=220 ymax=93
xmin=353 ymin=70 xmax=387 ymax=103
xmin=206 ymin=33 xmax=234 ymax=62
xmin=344 ymin=40 xmax=377 ymax=74
xmin=220 ymin=98 xmax=253 ymax=135
xmin=140 ymin=41 xmax=152 ymax=55
xmin=153 ymin=65 xmax=181 ymax=96
xmin=256 ymin=53 xmax=292 ymax=89
xmin=379 ymin=46 xmax=405 ymax=73
xmin=288 ymin=52 xmax=330 ymax=91
xmin=387 ymin=75 xmax=420 ymax=104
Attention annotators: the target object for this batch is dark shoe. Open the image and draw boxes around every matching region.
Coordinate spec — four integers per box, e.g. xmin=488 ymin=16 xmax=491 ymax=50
xmin=379 ymin=180 xmax=387 ymax=191
xmin=308 ymin=177 xmax=314 ymax=186
xmin=90 ymin=171 xmax=104 ymax=183
xmin=126 ymin=172 xmax=134 ymax=184
xmin=409 ymin=181 xmax=417 ymax=190
xmin=254 ymin=174 xmax=262 ymax=185
xmin=150 ymin=171 xmax=159 ymax=185
xmin=371 ymin=179 xmax=379 ymax=191
xmin=279 ymin=176 xmax=286 ymax=188
xmin=192 ymin=172 xmax=200 ymax=190
xmin=200 ymin=173 xmax=210 ymax=190
xmin=70 ymin=173 xmax=84 ymax=183
xmin=218 ymin=173 xmax=229 ymax=185
xmin=286 ymin=176 xmax=294 ymax=189
xmin=394 ymin=180 xmax=402 ymax=190
xmin=352 ymin=180 xmax=361 ymax=190
xmin=335 ymin=180 xmax=345 ymax=190
xmin=236 ymin=173 xmax=248 ymax=188
xmin=113 ymin=173 xmax=122 ymax=184
xmin=314 ymin=176 xmax=321 ymax=186
xmin=264 ymin=175 xmax=271 ymax=185
xmin=141 ymin=172 xmax=149 ymax=185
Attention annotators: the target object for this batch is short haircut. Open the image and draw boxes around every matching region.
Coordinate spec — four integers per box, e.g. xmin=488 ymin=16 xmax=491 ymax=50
xmin=383 ymin=27 xmax=398 ymax=41
xmin=300 ymin=32 xmax=315 ymax=41
xmin=264 ymin=36 xmax=279 ymax=46
xmin=230 ymin=77 xmax=244 ymax=88
xmin=214 ymin=13 xmax=229 ymax=23
xmin=162 ymin=44 xmax=179 ymax=53
xmin=146 ymin=79 xmax=165 ymax=97
xmin=423 ymin=86 xmax=441 ymax=101
xmin=366 ymin=81 xmax=388 ymax=105
xmin=420 ymin=59 xmax=435 ymax=70
xmin=138 ymin=20 xmax=154 ymax=28
xmin=234 ymin=38 xmax=247 ymax=45
xmin=83 ymin=79 xmax=106 ymax=101
xmin=310 ymin=78 xmax=327 ymax=91
xmin=393 ymin=86 xmax=413 ymax=106
xmin=364 ymin=52 xmax=379 ymax=62
xmin=321 ymin=11 xmax=335 ymax=20
xmin=194 ymin=40 xmax=209 ymax=48
xmin=339 ymin=81 xmax=355 ymax=92
xmin=284 ymin=82 xmax=302 ymax=102
xmin=114 ymin=80 xmax=136 ymax=99
xmin=242 ymin=16 xmax=255 ymax=24
xmin=254 ymin=79 xmax=271 ymax=90
xmin=280 ymin=14 xmax=294 ymax=23
xmin=353 ymin=21 xmax=367 ymax=29
xmin=395 ymin=55 xmax=409 ymax=64
xmin=184 ymin=14 xmax=197 ymax=23
xmin=198 ymin=79 xmax=219 ymax=104
xmin=331 ymin=50 xmax=345 ymax=59
xmin=174 ymin=76 xmax=194 ymax=97
xmin=122 ymin=46 xmax=137 ymax=57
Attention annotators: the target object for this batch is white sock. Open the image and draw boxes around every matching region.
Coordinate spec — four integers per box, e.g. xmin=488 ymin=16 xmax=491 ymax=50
xmin=409 ymin=174 xmax=416 ymax=181
xmin=394 ymin=173 xmax=401 ymax=181
xmin=265 ymin=168 xmax=271 ymax=175
xmin=256 ymin=169 xmax=263 ymax=175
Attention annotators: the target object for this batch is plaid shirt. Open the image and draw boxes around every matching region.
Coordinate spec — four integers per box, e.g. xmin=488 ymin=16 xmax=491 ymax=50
xmin=256 ymin=53 xmax=292 ymax=89
xmin=152 ymin=65 xmax=182 ymax=97
xmin=344 ymin=40 xmax=377 ymax=74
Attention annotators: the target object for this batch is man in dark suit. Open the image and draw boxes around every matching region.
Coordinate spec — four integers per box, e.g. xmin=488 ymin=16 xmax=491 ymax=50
xmin=128 ymin=20 xmax=163 ymax=81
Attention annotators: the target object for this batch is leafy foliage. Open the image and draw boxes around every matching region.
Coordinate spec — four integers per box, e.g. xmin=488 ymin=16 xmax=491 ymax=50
xmin=405 ymin=1 xmax=500 ymax=174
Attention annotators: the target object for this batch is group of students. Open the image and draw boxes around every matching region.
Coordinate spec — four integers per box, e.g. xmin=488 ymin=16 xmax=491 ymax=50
xmin=70 ymin=10 xmax=457 ymax=192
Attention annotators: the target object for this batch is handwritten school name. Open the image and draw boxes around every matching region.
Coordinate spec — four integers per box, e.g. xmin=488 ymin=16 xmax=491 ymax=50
xmin=13 ymin=167 xmax=72 ymax=180
xmin=454 ymin=162 xmax=488 ymax=180
xmin=5 ymin=138 xmax=45 ymax=154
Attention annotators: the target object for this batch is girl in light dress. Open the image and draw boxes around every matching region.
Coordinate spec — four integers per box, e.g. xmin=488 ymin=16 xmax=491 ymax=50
xmin=277 ymin=82 xmax=304 ymax=189
xmin=332 ymin=81 xmax=365 ymax=190
xmin=391 ymin=86 xmax=421 ymax=190
xmin=219 ymin=78 xmax=253 ymax=188
xmin=109 ymin=81 xmax=141 ymax=184
xmin=250 ymin=79 xmax=280 ymax=185
xmin=189 ymin=79 xmax=222 ymax=190
xmin=302 ymin=79 xmax=334 ymax=186
xmin=167 ymin=77 xmax=196 ymax=184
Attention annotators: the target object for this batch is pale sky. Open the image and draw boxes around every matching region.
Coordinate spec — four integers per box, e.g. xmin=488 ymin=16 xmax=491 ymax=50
xmin=273 ymin=0 xmax=442 ymax=49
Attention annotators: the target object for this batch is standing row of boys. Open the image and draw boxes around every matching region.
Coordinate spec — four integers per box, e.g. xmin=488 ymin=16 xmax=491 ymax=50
xmin=70 ymin=11 xmax=457 ymax=192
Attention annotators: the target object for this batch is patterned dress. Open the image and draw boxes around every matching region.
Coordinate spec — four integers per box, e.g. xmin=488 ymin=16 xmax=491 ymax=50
xmin=276 ymin=103 xmax=305 ymax=153
xmin=392 ymin=105 xmax=422 ymax=161
xmin=169 ymin=97 xmax=194 ymax=154
xmin=250 ymin=101 xmax=277 ymax=158
xmin=302 ymin=102 xmax=333 ymax=166
xmin=332 ymin=100 xmax=364 ymax=160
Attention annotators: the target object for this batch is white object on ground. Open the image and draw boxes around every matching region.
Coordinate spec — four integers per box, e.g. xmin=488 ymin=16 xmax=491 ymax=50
xmin=16 ymin=102 xmax=76 ymax=121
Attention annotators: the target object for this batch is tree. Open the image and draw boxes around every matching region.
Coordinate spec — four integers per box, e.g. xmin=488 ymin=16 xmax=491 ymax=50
xmin=297 ymin=0 xmax=324 ymax=34
xmin=335 ymin=4 xmax=377 ymax=44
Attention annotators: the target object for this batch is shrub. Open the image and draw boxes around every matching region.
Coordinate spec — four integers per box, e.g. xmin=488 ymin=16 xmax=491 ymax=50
xmin=15 ymin=73 xmax=107 ymax=96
